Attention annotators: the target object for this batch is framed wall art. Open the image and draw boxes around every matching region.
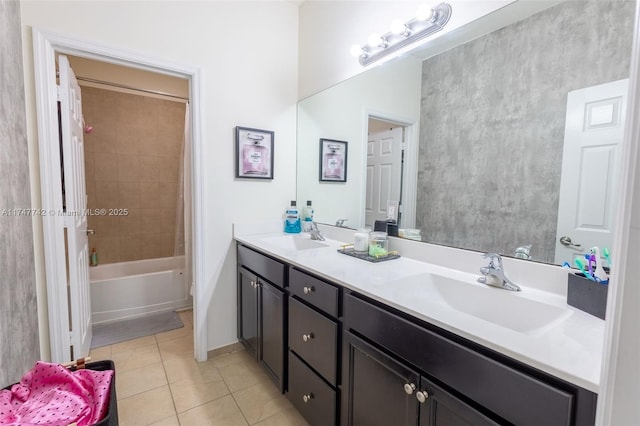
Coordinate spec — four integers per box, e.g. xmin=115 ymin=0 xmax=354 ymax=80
xmin=235 ymin=126 xmax=274 ymax=179
xmin=319 ymin=138 xmax=347 ymax=182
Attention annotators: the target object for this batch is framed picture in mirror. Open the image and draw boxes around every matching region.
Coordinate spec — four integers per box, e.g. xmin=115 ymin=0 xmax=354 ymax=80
xmin=319 ymin=138 xmax=347 ymax=182
xmin=235 ymin=126 xmax=274 ymax=179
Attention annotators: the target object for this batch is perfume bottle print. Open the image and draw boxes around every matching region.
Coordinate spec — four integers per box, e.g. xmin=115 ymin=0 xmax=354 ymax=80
xmin=242 ymin=133 xmax=268 ymax=175
xmin=323 ymin=144 xmax=343 ymax=179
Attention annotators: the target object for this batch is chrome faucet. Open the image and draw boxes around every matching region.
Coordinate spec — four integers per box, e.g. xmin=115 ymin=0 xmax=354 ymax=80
xmin=309 ymin=221 xmax=325 ymax=241
xmin=335 ymin=218 xmax=348 ymax=227
xmin=478 ymin=253 xmax=521 ymax=291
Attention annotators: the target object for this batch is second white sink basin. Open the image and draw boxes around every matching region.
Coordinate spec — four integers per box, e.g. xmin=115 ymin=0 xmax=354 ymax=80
xmin=390 ymin=273 xmax=572 ymax=335
xmin=259 ymin=234 xmax=329 ymax=251
xmin=430 ymin=275 xmax=572 ymax=334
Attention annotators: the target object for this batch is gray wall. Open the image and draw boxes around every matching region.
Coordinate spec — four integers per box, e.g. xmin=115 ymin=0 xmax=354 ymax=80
xmin=417 ymin=0 xmax=635 ymax=263
xmin=0 ymin=0 xmax=40 ymax=384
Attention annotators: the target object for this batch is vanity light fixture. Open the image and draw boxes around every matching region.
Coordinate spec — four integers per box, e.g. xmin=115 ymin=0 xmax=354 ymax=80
xmin=351 ymin=2 xmax=452 ymax=67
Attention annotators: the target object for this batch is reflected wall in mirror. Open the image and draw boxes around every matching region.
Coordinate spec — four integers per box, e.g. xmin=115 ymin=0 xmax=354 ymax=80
xmin=296 ymin=0 xmax=636 ymax=265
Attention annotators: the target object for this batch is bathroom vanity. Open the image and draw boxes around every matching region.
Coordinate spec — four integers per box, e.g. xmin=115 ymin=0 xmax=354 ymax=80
xmin=235 ymin=228 xmax=603 ymax=426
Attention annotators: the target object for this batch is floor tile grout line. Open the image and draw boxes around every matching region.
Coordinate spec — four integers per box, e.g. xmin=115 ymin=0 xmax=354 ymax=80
xmin=115 ymin=382 xmax=169 ymax=403
xmin=157 ymin=332 xmax=182 ymax=426
xmin=154 ymin=327 xmax=188 ymax=425
xmin=229 ymin=390 xmax=252 ymax=426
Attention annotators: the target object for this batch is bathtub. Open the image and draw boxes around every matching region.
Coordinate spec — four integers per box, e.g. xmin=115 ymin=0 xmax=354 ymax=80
xmin=90 ymin=256 xmax=192 ymax=325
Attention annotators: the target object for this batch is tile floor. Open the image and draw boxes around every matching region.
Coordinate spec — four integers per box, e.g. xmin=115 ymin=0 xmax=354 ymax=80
xmin=89 ymin=310 xmax=309 ymax=426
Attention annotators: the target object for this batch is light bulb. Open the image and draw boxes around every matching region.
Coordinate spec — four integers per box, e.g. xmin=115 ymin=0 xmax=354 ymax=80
xmin=350 ymin=44 xmax=365 ymax=58
xmin=368 ymin=33 xmax=387 ymax=48
xmin=390 ymin=19 xmax=410 ymax=36
xmin=416 ymin=4 xmax=434 ymax=21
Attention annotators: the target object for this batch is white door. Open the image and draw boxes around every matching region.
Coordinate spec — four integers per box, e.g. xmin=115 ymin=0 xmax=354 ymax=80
xmin=365 ymin=126 xmax=404 ymax=228
xmin=554 ymin=79 xmax=628 ymax=265
xmin=59 ymin=55 xmax=92 ymax=359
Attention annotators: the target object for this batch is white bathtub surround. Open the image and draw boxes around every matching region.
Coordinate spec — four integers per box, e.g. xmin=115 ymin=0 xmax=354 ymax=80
xmin=233 ymin=222 xmax=604 ymax=392
xmin=90 ymin=256 xmax=192 ymax=324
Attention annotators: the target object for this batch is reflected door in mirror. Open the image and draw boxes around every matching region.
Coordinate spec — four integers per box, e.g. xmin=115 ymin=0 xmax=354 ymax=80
xmin=554 ymin=78 xmax=628 ymax=265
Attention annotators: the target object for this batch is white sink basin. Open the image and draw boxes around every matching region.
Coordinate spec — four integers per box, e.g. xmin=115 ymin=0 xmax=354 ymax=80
xmin=391 ymin=273 xmax=572 ymax=335
xmin=259 ymin=234 xmax=329 ymax=251
xmin=430 ymin=275 xmax=571 ymax=334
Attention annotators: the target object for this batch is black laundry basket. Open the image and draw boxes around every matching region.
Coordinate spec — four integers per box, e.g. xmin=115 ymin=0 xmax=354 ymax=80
xmin=3 ymin=360 xmax=118 ymax=426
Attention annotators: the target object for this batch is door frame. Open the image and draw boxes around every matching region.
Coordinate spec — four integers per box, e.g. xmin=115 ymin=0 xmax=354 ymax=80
xmin=32 ymin=28 xmax=207 ymax=362
xmin=363 ymin=109 xmax=418 ymax=229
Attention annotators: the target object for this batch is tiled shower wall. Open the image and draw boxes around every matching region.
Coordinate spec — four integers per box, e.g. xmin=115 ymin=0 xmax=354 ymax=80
xmin=83 ymin=87 xmax=185 ymax=264
xmin=0 ymin=0 xmax=40 ymax=384
xmin=417 ymin=0 xmax=634 ymax=263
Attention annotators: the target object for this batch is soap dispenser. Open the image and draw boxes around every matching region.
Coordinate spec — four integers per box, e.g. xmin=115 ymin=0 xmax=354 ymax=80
xmin=284 ymin=201 xmax=301 ymax=233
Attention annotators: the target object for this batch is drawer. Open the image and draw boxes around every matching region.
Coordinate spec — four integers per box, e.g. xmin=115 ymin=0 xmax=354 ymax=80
xmin=289 ymin=268 xmax=339 ymax=317
xmin=345 ymin=293 xmax=576 ymax=426
xmin=288 ymin=351 xmax=337 ymax=426
xmin=289 ymin=297 xmax=338 ymax=385
xmin=237 ymin=244 xmax=286 ymax=289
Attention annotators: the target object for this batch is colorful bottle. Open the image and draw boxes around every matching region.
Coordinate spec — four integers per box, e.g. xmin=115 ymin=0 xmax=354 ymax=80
xmin=284 ymin=201 xmax=301 ymax=233
xmin=323 ymin=145 xmax=344 ymax=179
xmin=90 ymin=248 xmax=98 ymax=266
xmin=302 ymin=200 xmax=314 ymax=232
xmin=242 ymin=134 xmax=268 ymax=175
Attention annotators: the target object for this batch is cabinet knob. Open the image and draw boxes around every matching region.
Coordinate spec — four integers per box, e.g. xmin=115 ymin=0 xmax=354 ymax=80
xmin=250 ymin=281 xmax=257 ymax=289
xmin=302 ymin=393 xmax=314 ymax=403
xmin=416 ymin=390 xmax=429 ymax=403
xmin=303 ymin=286 xmax=315 ymax=294
xmin=403 ymin=383 xmax=416 ymax=395
xmin=302 ymin=333 xmax=314 ymax=342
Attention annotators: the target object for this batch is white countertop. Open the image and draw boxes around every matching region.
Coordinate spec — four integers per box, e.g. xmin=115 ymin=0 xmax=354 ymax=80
xmin=234 ymin=227 xmax=605 ymax=393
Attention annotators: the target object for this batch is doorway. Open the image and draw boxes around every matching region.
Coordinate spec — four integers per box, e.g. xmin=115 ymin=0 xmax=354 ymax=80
xmin=33 ymin=28 xmax=206 ymax=363
xmin=365 ymin=116 xmax=417 ymax=230
xmin=68 ymin=55 xmax=193 ymax=341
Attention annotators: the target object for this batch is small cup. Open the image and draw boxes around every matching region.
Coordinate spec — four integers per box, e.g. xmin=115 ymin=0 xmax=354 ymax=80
xmin=353 ymin=229 xmax=370 ymax=253
xmin=368 ymin=231 xmax=388 ymax=257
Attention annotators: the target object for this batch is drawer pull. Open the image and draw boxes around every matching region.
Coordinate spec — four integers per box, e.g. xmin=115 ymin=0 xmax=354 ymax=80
xmin=302 ymin=393 xmax=314 ymax=403
xmin=302 ymin=333 xmax=314 ymax=342
xmin=303 ymin=286 xmax=315 ymax=294
xmin=403 ymin=383 xmax=416 ymax=395
xmin=416 ymin=390 xmax=429 ymax=403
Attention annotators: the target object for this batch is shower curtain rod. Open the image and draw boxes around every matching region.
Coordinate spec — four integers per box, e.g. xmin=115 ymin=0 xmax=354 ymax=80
xmin=76 ymin=76 xmax=189 ymax=101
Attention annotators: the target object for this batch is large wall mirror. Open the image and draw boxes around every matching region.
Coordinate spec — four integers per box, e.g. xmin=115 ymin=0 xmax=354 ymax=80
xmin=297 ymin=0 xmax=635 ymax=265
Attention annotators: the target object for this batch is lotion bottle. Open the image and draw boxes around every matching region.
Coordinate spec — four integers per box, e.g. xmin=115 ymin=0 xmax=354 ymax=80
xmin=302 ymin=200 xmax=314 ymax=231
xmin=284 ymin=201 xmax=301 ymax=233
xmin=90 ymin=248 xmax=98 ymax=266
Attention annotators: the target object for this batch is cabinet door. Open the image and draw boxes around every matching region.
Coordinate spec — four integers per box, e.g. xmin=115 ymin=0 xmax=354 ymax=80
xmin=418 ymin=377 xmax=502 ymax=426
xmin=344 ymin=332 xmax=420 ymax=426
xmin=237 ymin=267 xmax=259 ymax=358
xmin=260 ymin=280 xmax=285 ymax=392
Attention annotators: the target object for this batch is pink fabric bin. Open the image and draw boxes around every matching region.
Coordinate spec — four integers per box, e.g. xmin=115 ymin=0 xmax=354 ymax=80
xmin=1 ymin=360 xmax=118 ymax=426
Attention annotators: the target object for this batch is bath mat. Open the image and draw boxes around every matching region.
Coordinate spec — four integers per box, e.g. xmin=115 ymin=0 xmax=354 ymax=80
xmin=91 ymin=311 xmax=184 ymax=349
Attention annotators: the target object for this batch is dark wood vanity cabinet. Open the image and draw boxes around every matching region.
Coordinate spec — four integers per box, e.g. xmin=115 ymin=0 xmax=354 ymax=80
xmin=343 ymin=332 xmax=499 ymax=426
xmin=237 ymin=245 xmax=286 ymax=392
xmin=237 ymin=266 xmax=259 ymax=356
xmin=286 ymin=267 xmax=342 ymax=426
xmin=236 ymin=243 xmax=597 ymax=426
xmin=343 ymin=291 xmax=598 ymax=426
